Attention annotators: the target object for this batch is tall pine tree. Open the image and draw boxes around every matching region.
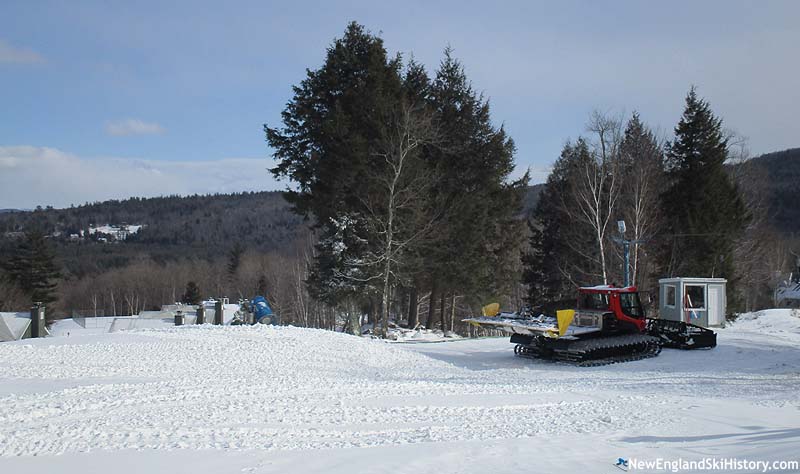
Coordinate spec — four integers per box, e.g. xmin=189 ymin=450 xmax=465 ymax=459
xmin=267 ymin=26 xmax=527 ymax=330
xmin=422 ymin=49 xmax=528 ymax=324
xmin=2 ymin=230 xmax=61 ymax=306
xmin=266 ymin=22 xmax=404 ymax=303
xmin=661 ymin=88 xmax=748 ymax=287
xmin=181 ymin=281 xmax=202 ymax=305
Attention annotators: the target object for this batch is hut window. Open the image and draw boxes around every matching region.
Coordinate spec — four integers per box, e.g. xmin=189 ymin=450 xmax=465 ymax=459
xmin=665 ymin=285 xmax=676 ymax=307
xmin=684 ymin=285 xmax=706 ymax=310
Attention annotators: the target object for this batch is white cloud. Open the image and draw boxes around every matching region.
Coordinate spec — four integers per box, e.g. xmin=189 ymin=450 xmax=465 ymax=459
xmin=0 ymin=146 xmax=283 ymax=209
xmin=0 ymin=39 xmax=44 ymax=64
xmin=105 ymin=119 xmax=166 ymax=136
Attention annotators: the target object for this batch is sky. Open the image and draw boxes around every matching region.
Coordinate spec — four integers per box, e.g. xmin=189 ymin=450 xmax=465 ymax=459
xmin=1 ymin=0 xmax=798 ymax=209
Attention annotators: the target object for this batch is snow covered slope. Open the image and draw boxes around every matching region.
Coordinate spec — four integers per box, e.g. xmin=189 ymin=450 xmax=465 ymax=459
xmin=0 ymin=311 xmax=798 ymax=473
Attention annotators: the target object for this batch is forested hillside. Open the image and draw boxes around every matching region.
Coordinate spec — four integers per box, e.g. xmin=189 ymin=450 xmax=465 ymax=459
xmin=0 ymin=185 xmax=544 ymax=275
xmin=743 ymin=148 xmax=800 ymax=233
xmin=0 ymin=192 xmax=308 ymax=276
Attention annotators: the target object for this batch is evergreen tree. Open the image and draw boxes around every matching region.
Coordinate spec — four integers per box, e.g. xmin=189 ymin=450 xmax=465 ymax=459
xmin=422 ymin=49 xmax=528 ymax=319
xmin=256 ymin=275 xmax=268 ymax=296
xmin=661 ymin=88 xmax=748 ymax=285
xmin=2 ymin=230 xmax=61 ymax=305
xmin=390 ymin=57 xmax=436 ymax=326
xmin=523 ymin=141 xmax=591 ymax=306
xmin=227 ymin=243 xmax=244 ymax=279
xmin=521 ymin=220 xmax=549 ymax=306
xmin=266 ymin=22 xmax=404 ymax=303
xmin=266 ymin=25 xmax=527 ymax=330
xmin=525 ymin=113 xmax=666 ymax=308
xmin=181 ymin=281 xmax=202 ymax=305
xmin=403 ymin=57 xmax=431 ymax=102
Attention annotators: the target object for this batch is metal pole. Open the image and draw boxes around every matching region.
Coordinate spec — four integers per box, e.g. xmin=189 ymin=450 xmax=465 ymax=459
xmin=196 ymin=304 xmax=205 ymax=324
xmin=623 ymin=241 xmax=630 ymax=287
xmin=214 ymin=300 xmax=223 ymax=325
xmin=30 ymin=303 xmax=41 ymax=338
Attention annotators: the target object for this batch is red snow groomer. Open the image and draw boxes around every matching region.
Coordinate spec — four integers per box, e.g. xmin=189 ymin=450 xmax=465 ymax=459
xmin=464 ymin=285 xmax=715 ymax=366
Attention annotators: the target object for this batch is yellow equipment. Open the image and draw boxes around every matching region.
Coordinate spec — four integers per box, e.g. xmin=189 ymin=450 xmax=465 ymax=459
xmin=481 ymin=303 xmax=500 ymax=317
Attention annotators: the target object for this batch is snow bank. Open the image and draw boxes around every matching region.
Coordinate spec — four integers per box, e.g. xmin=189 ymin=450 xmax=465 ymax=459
xmin=729 ymin=308 xmax=800 ymax=334
xmin=387 ymin=327 xmax=462 ymax=343
xmin=48 ymin=316 xmax=176 ymax=337
xmin=48 ymin=304 xmax=242 ymax=337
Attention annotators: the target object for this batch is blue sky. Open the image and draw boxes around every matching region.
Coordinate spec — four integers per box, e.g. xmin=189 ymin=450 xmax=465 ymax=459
xmin=1 ymin=0 xmax=798 ymax=208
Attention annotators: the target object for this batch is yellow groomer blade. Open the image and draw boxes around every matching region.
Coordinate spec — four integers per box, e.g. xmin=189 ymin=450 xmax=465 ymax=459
xmin=482 ymin=303 xmax=501 ymax=317
xmin=556 ymin=309 xmax=576 ymax=337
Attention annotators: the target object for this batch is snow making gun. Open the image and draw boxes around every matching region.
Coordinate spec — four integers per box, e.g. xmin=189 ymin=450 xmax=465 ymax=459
xmin=251 ymin=296 xmax=278 ymax=325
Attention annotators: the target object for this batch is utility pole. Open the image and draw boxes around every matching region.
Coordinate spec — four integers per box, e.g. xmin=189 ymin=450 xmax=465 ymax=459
xmin=614 ymin=220 xmax=646 ymax=288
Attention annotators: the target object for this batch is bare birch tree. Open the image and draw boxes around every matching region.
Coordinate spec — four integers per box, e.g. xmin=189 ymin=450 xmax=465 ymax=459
xmin=326 ymin=101 xmax=440 ymax=337
xmin=618 ymin=113 xmax=665 ymax=287
xmin=559 ymin=111 xmax=623 ymax=285
xmin=364 ymin=101 xmax=440 ymax=336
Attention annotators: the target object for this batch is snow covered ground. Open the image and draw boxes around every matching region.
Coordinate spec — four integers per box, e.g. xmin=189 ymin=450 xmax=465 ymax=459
xmin=0 ymin=310 xmax=798 ymax=473
xmin=384 ymin=325 xmax=462 ymax=342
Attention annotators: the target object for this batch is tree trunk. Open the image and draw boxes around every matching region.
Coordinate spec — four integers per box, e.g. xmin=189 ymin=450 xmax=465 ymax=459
xmin=369 ymin=297 xmax=377 ymax=330
xmin=439 ymin=292 xmax=446 ymax=331
xmin=426 ymin=283 xmax=438 ymax=329
xmin=348 ymin=301 xmax=361 ymax=336
xmin=381 ymin=261 xmax=391 ymax=338
xmin=408 ymin=287 xmax=419 ymax=329
xmin=450 ymin=293 xmax=457 ymax=333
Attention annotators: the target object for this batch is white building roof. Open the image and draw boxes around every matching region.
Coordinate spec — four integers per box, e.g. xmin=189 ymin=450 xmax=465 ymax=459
xmin=0 ymin=312 xmax=31 ymax=342
xmin=658 ymin=277 xmax=727 ymax=284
